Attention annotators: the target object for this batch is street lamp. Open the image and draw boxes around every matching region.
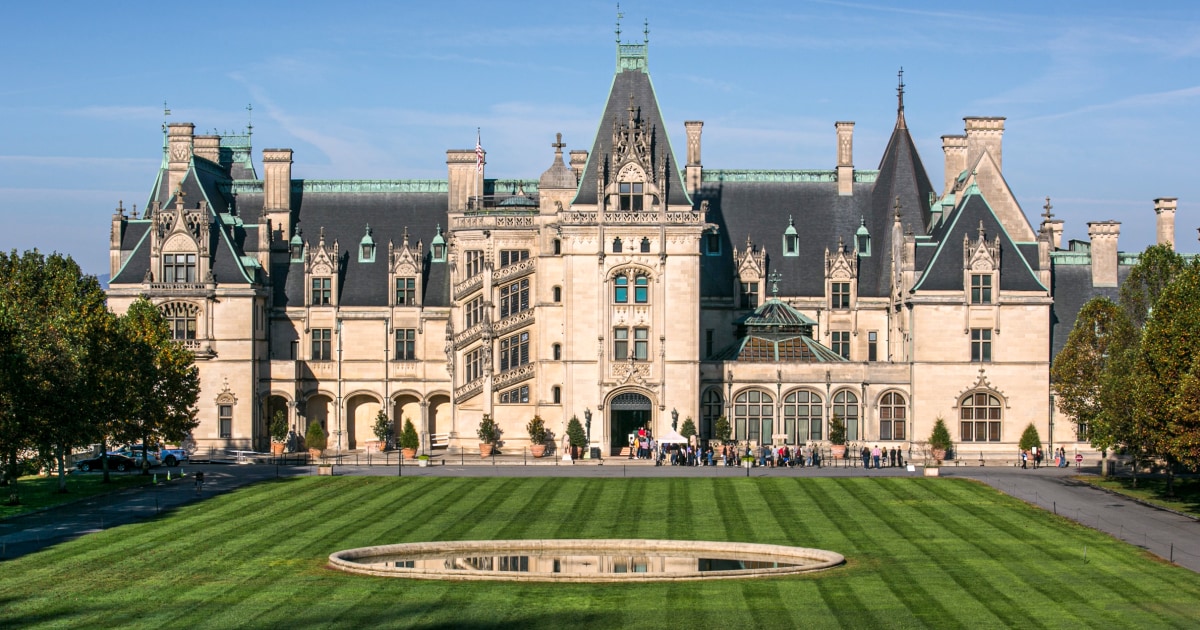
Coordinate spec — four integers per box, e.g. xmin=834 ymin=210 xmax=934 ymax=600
xmin=584 ymin=407 xmax=592 ymax=447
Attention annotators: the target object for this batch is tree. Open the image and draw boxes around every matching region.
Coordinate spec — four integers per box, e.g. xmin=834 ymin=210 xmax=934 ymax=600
xmin=680 ymin=417 xmax=697 ymax=439
xmin=476 ymin=414 xmax=498 ymax=445
xmin=1051 ymin=297 xmax=1132 ymax=452
xmin=526 ymin=415 xmax=547 ymax=446
xmin=270 ymin=410 xmax=289 ymax=445
xmin=1019 ymin=423 xmax=1042 ymax=452
xmin=828 ymin=414 xmax=846 ymax=446
xmin=928 ymin=416 xmax=952 ymax=454
xmin=566 ymin=416 xmax=586 ymax=452
xmin=117 ymin=298 xmax=200 ymax=474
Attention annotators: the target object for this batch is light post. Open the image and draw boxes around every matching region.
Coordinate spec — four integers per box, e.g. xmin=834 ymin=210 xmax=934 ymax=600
xmin=584 ymin=408 xmax=592 ymax=458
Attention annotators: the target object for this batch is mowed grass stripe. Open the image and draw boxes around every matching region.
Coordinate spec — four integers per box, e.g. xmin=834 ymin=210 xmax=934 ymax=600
xmin=431 ymin=477 xmax=525 ymax=540
xmin=917 ymin=479 xmax=1199 ymax=627
xmin=496 ymin=477 xmax=564 ymax=539
xmin=552 ymin=478 xmax=603 ymax=539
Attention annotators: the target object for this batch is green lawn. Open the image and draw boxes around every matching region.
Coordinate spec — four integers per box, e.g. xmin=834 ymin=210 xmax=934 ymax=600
xmin=2 ymin=477 xmax=1198 ymax=629
xmin=0 ymin=472 xmax=154 ymax=520
xmin=1081 ymin=476 xmax=1200 ymax=518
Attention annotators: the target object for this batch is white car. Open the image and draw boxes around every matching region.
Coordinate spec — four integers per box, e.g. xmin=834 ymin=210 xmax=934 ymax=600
xmin=112 ymin=447 xmax=162 ymax=468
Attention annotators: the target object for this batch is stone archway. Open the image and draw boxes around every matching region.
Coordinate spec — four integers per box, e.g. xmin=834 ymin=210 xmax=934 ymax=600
xmin=305 ymin=394 xmax=333 ymax=446
xmin=609 ymin=391 xmax=652 ymax=456
xmin=265 ymin=395 xmax=290 ymax=451
xmin=345 ymin=394 xmax=382 ymax=451
xmin=427 ymin=394 xmax=450 ymax=441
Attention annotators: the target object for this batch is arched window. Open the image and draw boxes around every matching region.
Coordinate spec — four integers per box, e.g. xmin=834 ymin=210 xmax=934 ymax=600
xmin=832 ymin=391 xmax=859 ymax=442
xmin=734 ymin=390 xmax=774 ymax=443
xmin=552 ymin=386 xmax=561 ymax=404
xmin=613 ymin=274 xmax=628 ymax=303
xmin=961 ymin=392 xmax=1002 ymax=442
xmin=613 ymin=237 xmax=623 ymax=253
xmin=552 ymin=343 xmax=562 ymax=360
xmin=701 ymin=389 xmax=723 ymax=439
xmin=552 ymin=286 xmax=562 ymax=302
xmin=634 ymin=275 xmax=649 ymax=303
xmin=879 ymin=392 xmax=906 ymax=440
xmin=640 ymin=237 xmax=651 ymax=253
xmin=552 ymin=239 xmax=561 ymax=255
xmin=783 ymin=391 xmax=823 ymax=444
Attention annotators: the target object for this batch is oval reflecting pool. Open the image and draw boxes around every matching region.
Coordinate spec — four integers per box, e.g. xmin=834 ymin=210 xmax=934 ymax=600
xmin=329 ymin=539 xmax=843 ymax=582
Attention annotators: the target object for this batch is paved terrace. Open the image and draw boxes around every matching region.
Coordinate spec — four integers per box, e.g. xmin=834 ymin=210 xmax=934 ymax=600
xmin=1 ymin=454 xmax=1197 ymax=573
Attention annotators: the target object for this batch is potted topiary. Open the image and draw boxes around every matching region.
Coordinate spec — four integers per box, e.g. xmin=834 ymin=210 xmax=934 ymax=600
xmin=269 ymin=410 xmax=288 ymax=456
xmin=305 ymin=419 xmax=327 ymax=461
xmin=1019 ymin=422 xmax=1042 ymax=468
xmin=370 ymin=410 xmax=392 ymax=454
xmin=680 ymin=416 xmax=697 ymax=442
xmin=714 ymin=415 xmax=732 ymax=444
xmin=399 ymin=417 xmax=420 ymax=459
xmin=929 ymin=415 xmax=952 ymax=464
xmin=477 ymin=414 xmax=499 ymax=457
xmin=828 ymin=414 xmax=847 ymax=459
xmin=526 ymin=415 xmax=548 ymax=457
xmin=565 ymin=415 xmax=587 ymax=460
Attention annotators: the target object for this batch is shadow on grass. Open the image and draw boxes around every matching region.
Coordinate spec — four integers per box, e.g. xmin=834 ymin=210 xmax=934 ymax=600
xmin=1088 ymin=475 xmax=1200 ymax=517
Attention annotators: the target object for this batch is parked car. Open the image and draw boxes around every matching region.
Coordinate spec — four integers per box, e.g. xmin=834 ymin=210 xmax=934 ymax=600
xmin=159 ymin=448 xmax=189 ymax=467
xmin=111 ymin=447 xmax=162 ymax=468
xmin=76 ymin=454 xmax=136 ymax=473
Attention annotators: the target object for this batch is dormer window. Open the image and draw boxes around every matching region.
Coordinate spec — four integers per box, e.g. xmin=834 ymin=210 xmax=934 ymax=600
xmin=431 ymin=225 xmax=446 ymax=262
xmin=856 ymin=218 xmax=871 ymax=256
xmin=311 ymin=277 xmax=331 ymax=306
xmin=358 ymin=225 xmax=375 ymax=263
xmin=289 ymin=232 xmax=305 ymax=262
xmin=705 ymin=229 xmax=721 ymax=255
xmin=163 ymin=253 xmax=196 ymax=283
xmin=782 ymin=216 xmax=799 ymax=257
xmin=619 ymin=182 xmax=644 ymax=211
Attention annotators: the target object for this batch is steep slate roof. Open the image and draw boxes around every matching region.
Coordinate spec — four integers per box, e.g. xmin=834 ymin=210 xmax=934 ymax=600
xmin=912 ymin=184 xmax=1046 ymax=293
xmin=1049 ymin=264 xmax=1130 ymax=361
xmin=571 ymin=60 xmax=690 ymax=207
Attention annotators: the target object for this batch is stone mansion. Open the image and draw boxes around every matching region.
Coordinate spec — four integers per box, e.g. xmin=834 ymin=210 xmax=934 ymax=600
xmin=105 ymin=40 xmax=1187 ymax=458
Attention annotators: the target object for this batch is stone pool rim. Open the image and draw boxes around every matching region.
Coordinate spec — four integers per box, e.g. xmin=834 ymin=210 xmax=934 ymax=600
xmin=328 ymin=539 xmax=845 ymax=582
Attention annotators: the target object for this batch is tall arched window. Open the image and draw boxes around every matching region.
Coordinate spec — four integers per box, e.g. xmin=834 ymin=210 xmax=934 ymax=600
xmin=553 ymin=239 xmax=561 ymax=255
xmin=552 ymin=343 xmax=562 ymax=360
xmin=640 ymin=237 xmax=651 ymax=253
xmin=879 ymin=392 xmax=906 ymax=440
xmin=701 ymin=389 xmax=723 ymax=440
xmin=960 ymin=392 xmax=1002 ymax=442
xmin=552 ymin=386 xmax=562 ymax=404
xmin=783 ymin=391 xmax=823 ymax=444
xmin=832 ymin=391 xmax=859 ymax=442
xmin=734 ymin=390 xmax=774 ymax=443
xmin=613 ymin=274 xmax=628 ymax=303
xmin=552 ymin=286 xmax=562 ymax=302
xmin=634 ymin=275 xmax=649 ymax=303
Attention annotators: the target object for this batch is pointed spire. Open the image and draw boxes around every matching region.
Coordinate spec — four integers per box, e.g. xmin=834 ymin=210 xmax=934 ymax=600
xmin=895 ymin=67 xmax=907 ymax=130
xmin=615 ymin=2 xmax=623 ymax=44
xmin=977 ymin=220 xmax=986 ymax=241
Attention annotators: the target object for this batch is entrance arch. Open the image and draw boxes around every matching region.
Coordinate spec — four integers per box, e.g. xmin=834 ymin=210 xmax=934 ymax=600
xmin=609 ymin=391 xmax=652 ymax=455
xmin=345 ymin=393 xmax=381 ymax=450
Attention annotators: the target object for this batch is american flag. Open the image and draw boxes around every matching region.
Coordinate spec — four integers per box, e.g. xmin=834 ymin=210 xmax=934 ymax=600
xmin=475 ymin=129 xmax=484 ymax=174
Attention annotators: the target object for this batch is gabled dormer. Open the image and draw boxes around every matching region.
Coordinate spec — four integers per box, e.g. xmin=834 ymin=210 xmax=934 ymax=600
xmin=963 ymin=220 xmax=1001 ymax=306
xmin=149 ymin=187 xmax=211 ymax=285
xmin=306 ymin=227 xmax=339 ymax=307
xmin=389 ymin=228 xmax=423 ymax=307
xmin=734 ymin=236 xmax=766 ymax=309
xmin=825 ymin=237 xmax=859 ymax=311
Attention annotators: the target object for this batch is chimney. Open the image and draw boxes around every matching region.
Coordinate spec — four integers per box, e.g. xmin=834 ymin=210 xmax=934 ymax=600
xmin=835 ymin=121 xmax=854 ymax=196
xmin=1154 ymin=197 xmax=1178 ymax=250
xmin=684 ymin=120 xmax=704 ymax=194
xmin=166 ymin=123 xmax=194 ymax=197
xmin=1087 ymin=221 xmax=1121 ymax=288
xmin=262 ymin=148 xmax=293 ymax=244
xmin=963 ymin=117 xmax=1005 ymax=172
xmin=569 ymin=150 xmax=588 ymax=182
xmin=194 ymin=135 xmax=220 ymax=165
xmin=941 ymin=135 xmax=967 ymax=196
xmin=446 ymin=149 xmax=480 ymax=212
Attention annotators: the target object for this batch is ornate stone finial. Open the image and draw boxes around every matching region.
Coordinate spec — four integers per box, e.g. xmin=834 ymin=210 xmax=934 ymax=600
xmin=615 ymin=2 xmax=623 ymax=43
xmin=837 ymin=235 xmax=845 ymax=251
xmin=402 ymin=226 xmax=409 ymax=247
xmin=365 ymin=223 xmax=372 ymax=236
xmin=893 ymin=196 xmax=902 ymax=220
xmin=1042 ymin=196 xmax=1054 ymax=221
xmin=789 ymin=214 xmax=794 ymax=227
xmin=246 ymin=103 xmax=254 ymax=137
xmin=746 ymin=234 xmax=753 ymax=250
xmin=132 ymin=203 xmax=138 ymax=219
xmin=552 ymin=132 xmax=565 ymax=155
xmin=978 ymin=220 xmax=986 ymax=241
xmin=318 ymin=226 xmax=326 ymax=247
xmin=627 ymin=93 xmax=636 ymax=125
xmin=768 ymin=270 xmax=782 ymax=296
xmin=643 ymin=18 xmax=649 ymax=44
xmin=897 ymin=67 xmax=905 ymax=113
xmin=175 ymin=187 xmax=186 ymax=209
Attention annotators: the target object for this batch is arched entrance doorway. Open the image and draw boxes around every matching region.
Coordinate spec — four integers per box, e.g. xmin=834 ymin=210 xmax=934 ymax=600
xmin=609 ymin=392 xmax=652 ymax=455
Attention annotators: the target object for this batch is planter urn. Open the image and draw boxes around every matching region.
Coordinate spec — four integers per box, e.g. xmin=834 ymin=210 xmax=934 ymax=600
xmin=831 ymin=445 xmax=847 ymax=459
xmin=530 ymin=444 xmax=547 ymax=458
xmin=479 ymin=443 xmax=494 ymax=457
xmin=402 ymin=448 xmax=417 ymax=460
xmin=270 ymin=443 xmax=285 ymax=456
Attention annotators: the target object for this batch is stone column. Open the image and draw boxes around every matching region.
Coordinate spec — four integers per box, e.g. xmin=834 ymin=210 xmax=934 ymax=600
xmin=1087 ymin=221 xmax=1121 ymax=288
xmin=836 ymin=121 xmax=854 ymax=196
xmin=1155 ymin=197 xmax=1178 ymax=250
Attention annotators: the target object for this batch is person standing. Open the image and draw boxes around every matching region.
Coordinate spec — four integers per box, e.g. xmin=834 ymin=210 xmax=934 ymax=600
xmin=1020 ymin=450 xmax=1028 ymax=469
xmin=871 ymin=445 xmax=882 ymax=469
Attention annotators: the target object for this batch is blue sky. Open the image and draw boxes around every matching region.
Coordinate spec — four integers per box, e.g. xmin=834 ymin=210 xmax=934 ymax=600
xmin=2 ymin=0 xmax=1197 ymax=276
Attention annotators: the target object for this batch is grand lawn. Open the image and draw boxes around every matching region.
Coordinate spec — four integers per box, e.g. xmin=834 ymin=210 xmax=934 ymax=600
xmin=2 ymin=476 xmax=1198 ymax=629
xmin=0 ymin=473 xmax=154 ymax=520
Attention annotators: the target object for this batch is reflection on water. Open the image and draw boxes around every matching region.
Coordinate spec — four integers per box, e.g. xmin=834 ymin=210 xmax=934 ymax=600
xmin=360 ymin=553 xmax=799 ymax=575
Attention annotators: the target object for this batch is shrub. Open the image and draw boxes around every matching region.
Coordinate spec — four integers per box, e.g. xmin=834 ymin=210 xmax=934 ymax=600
xmin=399 ymin=417 xmax=420 ymax=451
xmin=1019 ymin=423 xmax=1043 ymax=451
xmin=304 ymin=420 xmax=327 ymax=451
xmin=929 ymin=416 xmax=952 ymax=452
xmin=269 ymin=410 xmax=288 ymax=444
xmin=566 ymin=416 xmax=587 ymax=448
xmin=828 ymin=414 xmax=847 ymax=446
xmin=680 ymin=417 xmax=697 ymax=439
xmin=526 ymin=416 xmax=547 ymax=445
xmin=477 ymin=414 xmax=499 ymax=444
xmin=372 ymin=410 xmax=392 ymax=445
xmin=714 ymin=416 xmax=731 ymax=442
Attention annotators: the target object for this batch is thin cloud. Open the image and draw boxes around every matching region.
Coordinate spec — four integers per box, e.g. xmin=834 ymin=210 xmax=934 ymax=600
xmin=1018 ymin=85 xmax=1200 ymax=124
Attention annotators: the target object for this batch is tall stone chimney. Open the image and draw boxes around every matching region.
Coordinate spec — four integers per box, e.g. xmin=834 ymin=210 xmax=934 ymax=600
xmin=569 ymin=150 xmax=588 ymax=182
xmin=1087 ymin=221 xmax=1121 ymax=288
xmin=262 ymin=148 xmax=293 ymax=244
xmin=1155 ymin=197 xmax=1178 ymax=250
xmin=684 ymin=120 xmax=704 ymax=194
xmin=193 ymin=135 xmax=220 ymax=165
xmin=835 ymin=121 xmax=854 ymax=196
xmin=446 ymin=149 xmax=481 ymax=212
xmin=964 ymin=117 xmax=1005 ymax=172
xmin=166 ymin=123 xmax=195 ymax=197
xmin=940 ymin=135 xmax=967 ymax=196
